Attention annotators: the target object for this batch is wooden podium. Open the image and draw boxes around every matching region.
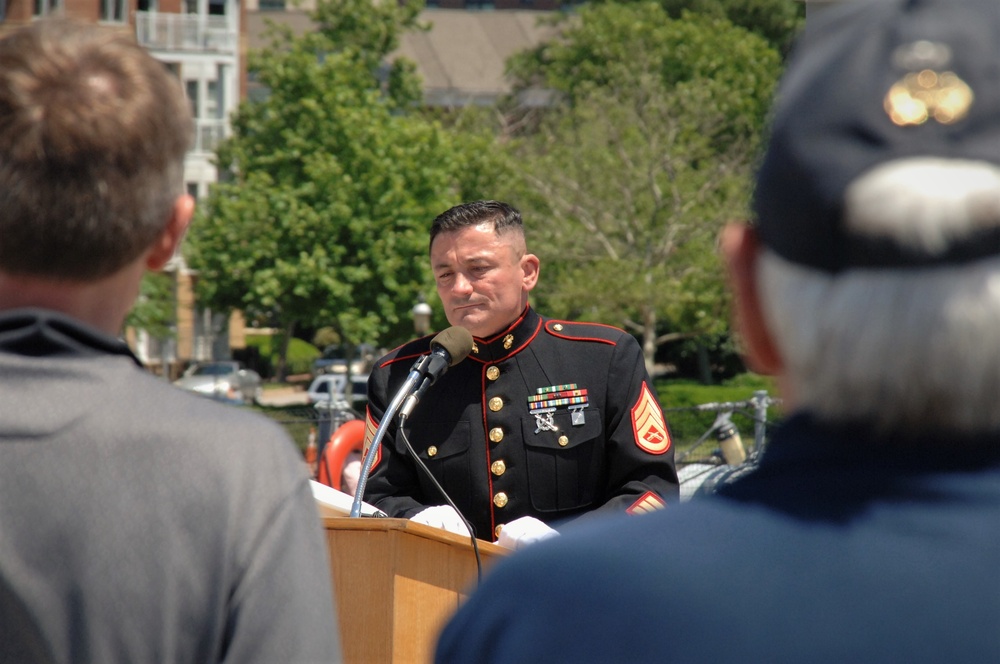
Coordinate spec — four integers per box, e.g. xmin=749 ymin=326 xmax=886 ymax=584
xmin=320 ymin=516 xmax=507 ymax=663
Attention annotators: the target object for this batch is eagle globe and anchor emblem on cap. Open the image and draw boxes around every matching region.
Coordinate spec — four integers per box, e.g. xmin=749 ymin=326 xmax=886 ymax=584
xmin=884 ymin=40 xmax=974 ymax=127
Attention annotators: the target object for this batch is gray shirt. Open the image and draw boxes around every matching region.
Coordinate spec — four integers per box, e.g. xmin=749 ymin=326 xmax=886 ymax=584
xmin=0 ymin=309 xmax=341 ymax=663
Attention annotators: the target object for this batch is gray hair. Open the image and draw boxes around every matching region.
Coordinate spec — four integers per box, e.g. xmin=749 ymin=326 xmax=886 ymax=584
xmin=758 ymin=248 xmax=1000 ymax=433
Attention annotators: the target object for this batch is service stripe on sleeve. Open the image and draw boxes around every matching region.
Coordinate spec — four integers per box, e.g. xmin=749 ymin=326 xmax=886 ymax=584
xmin=362 ymin=410 xmax=381 ymax=469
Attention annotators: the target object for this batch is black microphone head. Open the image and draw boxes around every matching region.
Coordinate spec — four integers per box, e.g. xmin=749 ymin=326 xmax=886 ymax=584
xmin=430 ymin=326 xmax=474 ymax=366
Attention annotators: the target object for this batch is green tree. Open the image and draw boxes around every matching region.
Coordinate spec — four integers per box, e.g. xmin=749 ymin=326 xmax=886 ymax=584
xmin=187 ymin=0 xmax=462 ymax=377
xmin=577 ymin=0 xmax=804 ymax=56
xmin=126 ymin=272 xmax=175 ymax=339
xmin=503 ymin=4 xmax=782 ymax=375
xmin=508 ymin=3 xmax=778 ymax=147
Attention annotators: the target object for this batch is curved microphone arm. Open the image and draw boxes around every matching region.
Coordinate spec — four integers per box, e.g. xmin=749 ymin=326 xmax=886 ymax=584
xmin=349 ymin=368 xmax=423 ymax=518
xmin=348 ymin=326 xmax=473 ymax=519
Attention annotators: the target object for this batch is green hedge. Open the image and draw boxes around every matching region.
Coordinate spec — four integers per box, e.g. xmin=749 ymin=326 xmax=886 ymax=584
xmin=245 ymin=334 xmax=321 ymax=378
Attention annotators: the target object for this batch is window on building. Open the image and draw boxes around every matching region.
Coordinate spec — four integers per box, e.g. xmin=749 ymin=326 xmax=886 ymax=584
xmin=258 ymin=0 xmax=285 ymax=10
xmin=185 ymin=80 xmax=199 ymax=118
xmin=187 ymin=182 xmax=200 ymax=199
xmin=206 ymin=79 xmax=219 ymax=119
xmin=101 ymin=0 xmax=126 ymax=22
xmin=0 ymin=0 xmax=7 ymax=21
xmin=137 ymin=0 xmax=156 ymax=11
xmin=34 ymin=0 xmax=62 ymax=17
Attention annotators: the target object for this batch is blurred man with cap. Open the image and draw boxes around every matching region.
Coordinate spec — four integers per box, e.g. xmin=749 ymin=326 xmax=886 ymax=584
xmin=435 ymin=0 xmax=1000 ymax=661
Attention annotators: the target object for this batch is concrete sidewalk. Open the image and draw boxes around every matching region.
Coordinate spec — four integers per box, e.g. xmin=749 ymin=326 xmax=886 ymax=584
xmin=258 ymin=385 xmax=310 ymax=407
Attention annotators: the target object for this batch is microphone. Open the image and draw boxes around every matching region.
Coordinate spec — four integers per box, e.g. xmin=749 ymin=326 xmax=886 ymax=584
xmin=399 ymin=326 xmax=474 ymax=419
xmin=349 ymin=326 xmax=474 ymax=518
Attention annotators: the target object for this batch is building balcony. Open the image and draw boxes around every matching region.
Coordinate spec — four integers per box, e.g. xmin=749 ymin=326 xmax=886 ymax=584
xmin=135 ymin=11 xmax=237 ymax=54
xmin=192 ymin=118 xmax=228 ymax=154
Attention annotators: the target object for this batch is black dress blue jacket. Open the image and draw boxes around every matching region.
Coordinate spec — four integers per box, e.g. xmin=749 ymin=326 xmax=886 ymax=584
xmin=362 ymin=306 xmax=679 ymax=541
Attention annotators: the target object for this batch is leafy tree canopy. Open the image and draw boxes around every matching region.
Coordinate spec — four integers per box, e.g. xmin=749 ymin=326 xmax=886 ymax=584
xmin=508 ymin=1 xmax=781 ymax=148
xmin=187 ymin=0 xmax=464 ymax=361
xmin=501 ymin=3 xmax=782 ymax=373
xmin=588 ymin=0 xmax=805 ymax=55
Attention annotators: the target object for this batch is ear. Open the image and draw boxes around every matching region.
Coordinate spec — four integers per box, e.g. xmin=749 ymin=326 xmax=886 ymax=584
xmin=520 ymin=252 xmax=540 ymax=292
xmin=146 ymin=194 xmax=194 ymax=271
xmin=719 ymin=223 xmax=783 ymax=375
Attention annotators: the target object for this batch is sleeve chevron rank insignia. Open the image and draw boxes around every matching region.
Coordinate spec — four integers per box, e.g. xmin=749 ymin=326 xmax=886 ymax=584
xmin=631 ymin=382 xmax=671 ymax=454
xmin=362 ymin=409 xmax=381 ymax=470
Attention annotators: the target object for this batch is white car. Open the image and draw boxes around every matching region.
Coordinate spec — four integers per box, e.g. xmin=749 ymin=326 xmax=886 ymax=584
xmin=173 ymin=361 xmax=263 ymax=405
xmin=311 ymin=343 xmax=377 ymax=378
xmin=307 ymin=373 xmax=368 ymax=407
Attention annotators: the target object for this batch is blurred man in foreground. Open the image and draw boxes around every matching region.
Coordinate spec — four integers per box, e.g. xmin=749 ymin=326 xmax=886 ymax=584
xmin=0 ymin=19 xmax=340 ymax=662
xmin=436 ymin=0 xmax=1000 ymax=660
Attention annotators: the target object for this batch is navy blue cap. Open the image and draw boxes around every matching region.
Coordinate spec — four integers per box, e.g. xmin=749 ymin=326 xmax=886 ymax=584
xmin=753 ymin=0 xmax=1000 ymax=273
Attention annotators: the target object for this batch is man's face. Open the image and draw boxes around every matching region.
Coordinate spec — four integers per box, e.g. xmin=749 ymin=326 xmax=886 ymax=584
xmin=431 ymin=223 xmax=539 ymax=338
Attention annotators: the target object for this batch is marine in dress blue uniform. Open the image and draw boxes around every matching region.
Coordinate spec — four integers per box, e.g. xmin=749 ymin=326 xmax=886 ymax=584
xmin=363 ymin=306 xmax=679 ymax=541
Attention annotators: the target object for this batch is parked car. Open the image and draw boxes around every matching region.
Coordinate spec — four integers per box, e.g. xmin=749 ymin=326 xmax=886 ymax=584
xmin=307 ymin=373 xmax=369 ymax=408
xmin=311 ymin=343 xmax=377 ymax=378
xmin=173 ymin=361 xmax=263 ymax=405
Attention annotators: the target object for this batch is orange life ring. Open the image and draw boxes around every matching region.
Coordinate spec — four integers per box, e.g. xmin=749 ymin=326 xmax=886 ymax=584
xmin=317 ymin=419 xmax=365 ymax=491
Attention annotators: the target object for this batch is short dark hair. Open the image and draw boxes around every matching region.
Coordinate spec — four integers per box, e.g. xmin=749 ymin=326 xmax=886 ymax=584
xmin=429 ymin=201 xmax=523 ymax=252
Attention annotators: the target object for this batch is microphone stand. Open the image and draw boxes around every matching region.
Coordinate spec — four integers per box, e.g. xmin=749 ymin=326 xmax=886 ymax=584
xmin=349 ymin=359 xmax=427 ymax=518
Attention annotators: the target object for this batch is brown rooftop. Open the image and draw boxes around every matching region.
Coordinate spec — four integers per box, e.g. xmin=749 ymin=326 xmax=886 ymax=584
xmin=246 ymin=8 xmax=560 ymax=105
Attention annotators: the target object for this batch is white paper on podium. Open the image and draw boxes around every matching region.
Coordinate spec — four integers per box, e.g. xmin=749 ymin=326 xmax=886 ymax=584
xmin=310 ymin=480 xmax=387 ymax=518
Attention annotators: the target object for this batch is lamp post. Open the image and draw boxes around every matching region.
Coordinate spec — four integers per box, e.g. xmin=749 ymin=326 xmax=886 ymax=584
xmin=412 ymin=298 xmax=432 ymax=336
